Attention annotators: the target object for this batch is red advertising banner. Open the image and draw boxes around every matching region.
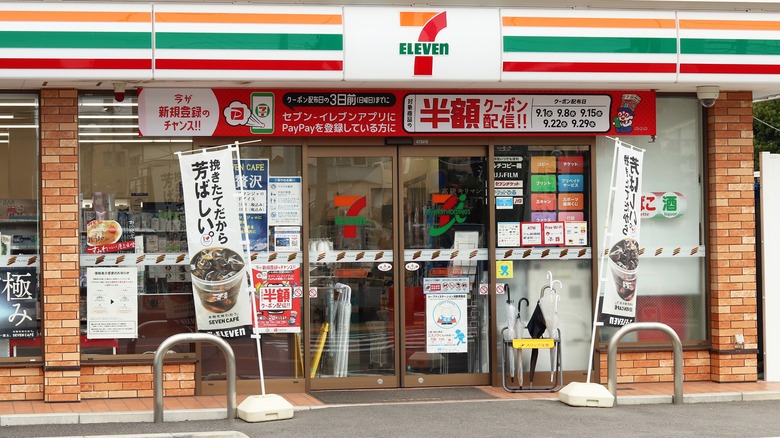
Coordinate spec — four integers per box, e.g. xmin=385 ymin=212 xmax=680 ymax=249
xmin=251 ymin=264 xmax=302 ymax=334
xmin=139 ymin=88 xmax=656 ymax=137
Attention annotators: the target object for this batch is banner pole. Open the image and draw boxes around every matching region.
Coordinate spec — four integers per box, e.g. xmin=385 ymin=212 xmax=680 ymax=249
xmin=585 ymin=138 xmax=621 ymax=384
xmin=232 ymin=141 xmax=267 ymax=396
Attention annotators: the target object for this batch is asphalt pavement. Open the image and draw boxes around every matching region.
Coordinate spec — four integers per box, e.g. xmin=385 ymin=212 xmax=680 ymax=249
xmin=3 ymin=398 xmax=780 ymax=438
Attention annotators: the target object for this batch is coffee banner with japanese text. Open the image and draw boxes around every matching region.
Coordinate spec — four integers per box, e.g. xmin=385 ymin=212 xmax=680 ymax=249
xmin=602 ymin=141 xmax=643 ymax=327
xmin=178 ymin=147 xmax=251 ymax=337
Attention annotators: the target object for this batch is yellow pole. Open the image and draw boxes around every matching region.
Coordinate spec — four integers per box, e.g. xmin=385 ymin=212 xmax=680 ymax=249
xmin=310 ymin=322 xmax=329 ymax=378
xmin=293 ymin=333 xmax=302 ymax=379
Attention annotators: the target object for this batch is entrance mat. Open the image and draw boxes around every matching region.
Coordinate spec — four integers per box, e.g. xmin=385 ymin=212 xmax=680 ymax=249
xmin=311 ymin=387 xmax=497 ymax=405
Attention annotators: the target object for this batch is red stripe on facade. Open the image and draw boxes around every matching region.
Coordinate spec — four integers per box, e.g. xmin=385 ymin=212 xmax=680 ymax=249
xmin=681 ymin=63 xmax=780 ymax=74
xmin=0 ymin=58 xmax=151 ymax=69
xmin=503 ymin=61 xmax=676 ymax=74
xmin=155 ymin=59 xmax=343 ymax=71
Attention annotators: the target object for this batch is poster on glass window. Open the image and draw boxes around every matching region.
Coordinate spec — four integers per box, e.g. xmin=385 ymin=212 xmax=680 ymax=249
xmin=86 ymin=267 xmax=138 ymax=339
xmin=0 ymin=268 xmax=38 ymax=338
xmin=178 ymin=146 xmax=252 ymax=338
xmin=251 ymin=264 xmax=302 ymax=334
xmin=234 ymin=158 xmax=269 ymax=252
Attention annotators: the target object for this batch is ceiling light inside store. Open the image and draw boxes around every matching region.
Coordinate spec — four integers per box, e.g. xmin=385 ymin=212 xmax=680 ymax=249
xmin=78 ymin=115 xmax=138 ymax=119
xmin=79 ymin=102 xmax=137 ymax=107
xmin=78 ymin=139 xmax=191 ymax=144
xmin=78 ymin=132 xmax=140 ymax=137
xmin=78 ymin=124 xmax=139 ymax=129
xmin=0 ymin=124 xmax=37 ymax=129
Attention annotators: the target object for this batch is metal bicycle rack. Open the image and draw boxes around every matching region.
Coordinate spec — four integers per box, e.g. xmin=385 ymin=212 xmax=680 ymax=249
xmin=607 ymin=322 xmax=683 ymax=405
xmin=153 ymin=333 xmax=237 ymax=423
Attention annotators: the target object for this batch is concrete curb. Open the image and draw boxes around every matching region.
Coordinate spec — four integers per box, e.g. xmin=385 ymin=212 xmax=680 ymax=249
xmin=4 ymin=391 xmax=780 ymax=427
xmin=46 ymin=432 xmax=249 ymax=438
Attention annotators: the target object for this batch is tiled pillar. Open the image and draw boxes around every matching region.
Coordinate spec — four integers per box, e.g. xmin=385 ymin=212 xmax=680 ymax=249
xmin=707 ymin=90 xmax=758 ymax=382
xmin=40 ymin=89 xmax=81 ymax=401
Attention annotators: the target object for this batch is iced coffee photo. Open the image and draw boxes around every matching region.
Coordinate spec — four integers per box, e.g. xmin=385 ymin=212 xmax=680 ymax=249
xmin=608 ymin=237 xmax=639 ymax=301
xmin=190 ymin=247 xmax=246 ymax=313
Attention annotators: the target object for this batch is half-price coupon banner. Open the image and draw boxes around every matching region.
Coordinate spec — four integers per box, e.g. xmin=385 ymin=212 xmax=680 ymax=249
xmin=178 ymin=147 xmax=251 ymax=338
xmin=139 ymin=88 xmax=655 ymax=137
xmin=252 ymin=264 xmax=302 ymax=334
xmin=601 ymin=141 xmax=644 ymax=327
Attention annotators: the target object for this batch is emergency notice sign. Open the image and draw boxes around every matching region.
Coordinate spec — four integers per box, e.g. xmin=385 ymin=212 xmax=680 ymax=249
xmin=138 ymin=88 xmax=655 ymax=137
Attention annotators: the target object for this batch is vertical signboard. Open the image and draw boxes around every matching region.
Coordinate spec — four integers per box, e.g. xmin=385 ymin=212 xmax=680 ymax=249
xmin=178 ymin=146 xmax=251 ymax=337
xmin=601 ymin=142 xmax=643 ymax=327
xmin=0 ymin=268 xmax=38 ymax=338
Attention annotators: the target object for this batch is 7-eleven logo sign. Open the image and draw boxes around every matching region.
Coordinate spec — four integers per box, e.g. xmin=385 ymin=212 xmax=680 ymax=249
xmin=399 ymin=11 xmax=449 ymax=76
xmin=334 ymin=195 xmax=367 ymax=239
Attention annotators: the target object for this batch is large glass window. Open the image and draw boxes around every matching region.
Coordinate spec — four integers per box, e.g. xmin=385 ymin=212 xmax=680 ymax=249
xmin=79 ymin=93 xmax=305 ymax=390
xmin=196 ymin=142 xmax=303 ymax=385
xmin=493 ymin=145 xmax=593 ymax=378
xmin=79 ymin=93 xmax=196 ymax=356
xmin=596 ymin=96 xmax=706 ymax=342
xmin=0 ymin=93 xmax=41 ymax=359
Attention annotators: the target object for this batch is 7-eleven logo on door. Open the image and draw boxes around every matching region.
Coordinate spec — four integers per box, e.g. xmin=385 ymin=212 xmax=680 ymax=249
xmin=399 ymin=11 xmax=449 ymax=76
xmin=334 ymin=195 xmax=367 ymax=239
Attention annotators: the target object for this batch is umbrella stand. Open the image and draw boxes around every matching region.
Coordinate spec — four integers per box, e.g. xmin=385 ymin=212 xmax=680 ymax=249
xmin=501 ymin=277 xmax=564 ymax=393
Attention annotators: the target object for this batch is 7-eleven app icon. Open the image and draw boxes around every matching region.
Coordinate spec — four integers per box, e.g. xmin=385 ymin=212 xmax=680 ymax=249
xmin=250 ymin=92 xmax=274 ymax=134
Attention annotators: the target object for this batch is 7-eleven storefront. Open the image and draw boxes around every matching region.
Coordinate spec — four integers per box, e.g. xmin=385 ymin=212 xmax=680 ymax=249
xmin=0 ymin=2 xmax=760 ymax=402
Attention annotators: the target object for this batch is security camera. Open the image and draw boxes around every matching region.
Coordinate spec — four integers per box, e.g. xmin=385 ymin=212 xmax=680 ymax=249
xmin=113 ymin=82 xmax=126 ymax=102
xmin=696 ymin=85 xmax=719 ymax=108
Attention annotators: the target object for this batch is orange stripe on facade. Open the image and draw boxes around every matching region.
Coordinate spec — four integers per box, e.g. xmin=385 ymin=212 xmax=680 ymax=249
xmin=155 ymin=12 xmax=342 ymax=25
xmin=502 ymin=16 xmax=675 ymax=29
xmin=0 ymin=11 xmax=151 ymax=22
xmin=680 ymin=19 xmax=780 ymax=30
xmin=399 ymin=12 xmax=440 ymax=27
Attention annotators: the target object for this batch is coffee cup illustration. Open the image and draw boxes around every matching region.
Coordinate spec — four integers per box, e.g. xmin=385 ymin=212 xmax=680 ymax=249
xmin=608 ymin=237 xmax=639 ymax=301
xmin=190 ymin=247 xmax=246 ymax=313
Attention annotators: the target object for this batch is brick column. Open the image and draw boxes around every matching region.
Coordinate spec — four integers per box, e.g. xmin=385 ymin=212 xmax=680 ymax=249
xmin=707 ymin=90 xmax=758 ymax=382
xmin=40 ymin=89 xmax=81 ymax=401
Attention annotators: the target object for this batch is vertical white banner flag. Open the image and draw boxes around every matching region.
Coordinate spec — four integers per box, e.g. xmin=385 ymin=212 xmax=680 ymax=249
xmin=602 ymin=141 xmax=643 ymax=327
xmin=178 ymin=147 xmax=251 ymax=337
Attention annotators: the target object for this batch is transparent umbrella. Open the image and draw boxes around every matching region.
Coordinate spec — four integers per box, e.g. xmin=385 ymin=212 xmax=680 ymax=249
xmin=539 ymin=282 xmax=561 ymax=382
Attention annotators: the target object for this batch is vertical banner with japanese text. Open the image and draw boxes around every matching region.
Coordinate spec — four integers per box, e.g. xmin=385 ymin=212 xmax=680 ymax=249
xmin=0 ymin=268 xmax=38 ymax=338
xmin=601 ymin=141 xmax=643 ymax=327
xmin=178 ymin=147 xmax=251 ymax=337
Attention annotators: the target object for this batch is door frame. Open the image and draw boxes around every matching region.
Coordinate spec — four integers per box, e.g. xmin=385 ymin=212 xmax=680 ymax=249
xmin=305 ymin=144 xmax=400 ymax=390
xmin=304 ymin=143 xmax=493 ymax=389
xmin=398 ymin=144 xmax=491 ymax=388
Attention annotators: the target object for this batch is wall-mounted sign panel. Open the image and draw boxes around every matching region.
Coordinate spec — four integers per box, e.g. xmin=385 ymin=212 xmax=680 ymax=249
xmin=344 ymin=7 xmax=500 ymax=81
xmin=139 ymin=88 xmax=656 ymax=137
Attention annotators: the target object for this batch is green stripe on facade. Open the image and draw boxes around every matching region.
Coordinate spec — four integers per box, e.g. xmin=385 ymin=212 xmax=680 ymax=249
xmin=503 ymin=36 xmax=677 ymax=54
xmin=0 ymin=31 xmax=151 ymax=49
xmin=156 ymin=32 xmax=343 ymax=51
xmin=681 ymin=38 xmax=780 ymax=55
